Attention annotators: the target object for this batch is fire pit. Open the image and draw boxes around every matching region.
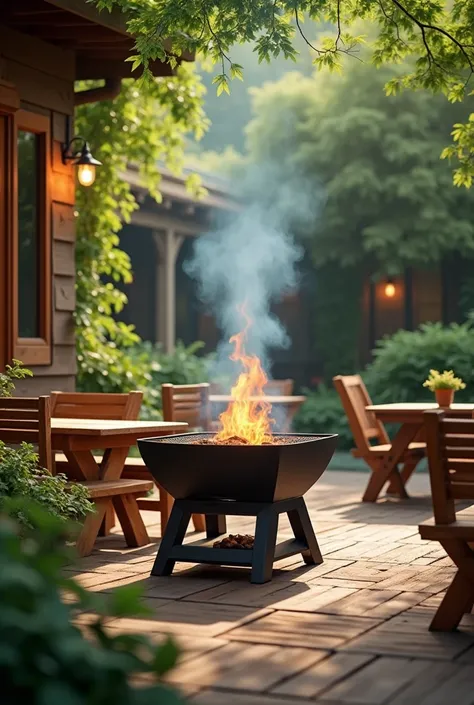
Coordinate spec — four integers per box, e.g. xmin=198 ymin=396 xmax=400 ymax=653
xmin=138 ymin=431 xmax=337 ymax=583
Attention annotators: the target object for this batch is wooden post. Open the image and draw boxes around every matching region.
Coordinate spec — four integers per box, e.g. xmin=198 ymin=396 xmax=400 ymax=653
xmin=153 ymin=229 xmax=184 ymax=353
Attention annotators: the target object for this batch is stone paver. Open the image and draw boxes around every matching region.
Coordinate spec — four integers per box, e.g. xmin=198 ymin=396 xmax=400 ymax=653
xmin=71 ymin=470 xmax=474 ymax=704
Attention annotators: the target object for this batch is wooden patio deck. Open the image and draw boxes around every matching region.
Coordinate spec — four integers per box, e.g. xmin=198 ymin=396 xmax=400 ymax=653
xmin=69 ymin=470 xmax=474 ymax=704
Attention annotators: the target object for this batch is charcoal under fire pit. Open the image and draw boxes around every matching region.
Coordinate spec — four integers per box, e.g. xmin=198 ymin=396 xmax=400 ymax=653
xmin=138 ymin=432 xmax=337 ymax=583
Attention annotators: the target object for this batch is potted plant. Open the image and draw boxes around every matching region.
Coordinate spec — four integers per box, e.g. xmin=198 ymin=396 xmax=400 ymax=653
xmin=423 ymin=369 xmax=466 ymax=407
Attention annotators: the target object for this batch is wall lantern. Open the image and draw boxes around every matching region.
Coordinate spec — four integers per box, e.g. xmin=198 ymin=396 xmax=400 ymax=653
xmin=62 ymin=136 xmax=102 ymax=187
xmin=384 ymin=279 xmax=396 ymax=298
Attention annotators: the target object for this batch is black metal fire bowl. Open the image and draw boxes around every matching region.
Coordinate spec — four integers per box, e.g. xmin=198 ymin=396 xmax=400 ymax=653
xmin=138 ymin=432 xmax=338 ymax=503
xmin=138 ymin=432 xmax=338 ymax=584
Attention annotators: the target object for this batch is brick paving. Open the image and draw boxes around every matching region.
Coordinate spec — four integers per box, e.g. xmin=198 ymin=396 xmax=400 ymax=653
xmin=69 ymin=470 xmax=474 ymax=704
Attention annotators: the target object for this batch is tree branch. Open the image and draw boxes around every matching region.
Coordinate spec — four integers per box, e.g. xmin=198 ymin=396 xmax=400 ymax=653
xmin=389 ymin=0 xmax=474 ymax=72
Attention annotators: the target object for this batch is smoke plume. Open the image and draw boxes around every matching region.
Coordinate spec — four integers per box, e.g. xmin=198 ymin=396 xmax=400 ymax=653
xmin=185 ymin=162 xmax=320 ymax=385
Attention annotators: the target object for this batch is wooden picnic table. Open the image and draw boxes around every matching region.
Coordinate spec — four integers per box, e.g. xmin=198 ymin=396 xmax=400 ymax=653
xmin=210 ymin=395 xmax=306 ymax=432
xmin=51 ymin=418 xmax=188 ymax=482
xmin=365 ymin=403 xmax=474 ymax=496
xmin=51 ymin=419 xmax=188 ymax=553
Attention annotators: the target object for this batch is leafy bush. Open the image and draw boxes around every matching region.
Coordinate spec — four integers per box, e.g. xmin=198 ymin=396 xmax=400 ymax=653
xmin=293 ymin=385 xmax=353 ymax=450
xmin=78 ymin=339 xmax=213 ymax=418
xmin=0 ymin=442 xmax=93 ymax=528
xmin=365 ymin=319 xmax=474 ymax=403
xmin=0 ymin=500 xmax=183 ymax=705
xmin=128 ymin=340 xmax=214 ymax=418
xmin=0 ymin=360 xmax=32 ymax=397
xmin=132 ymin=340 xmax=212 ymax=386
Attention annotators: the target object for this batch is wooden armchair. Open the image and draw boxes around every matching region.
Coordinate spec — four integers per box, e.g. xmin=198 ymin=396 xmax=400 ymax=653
xmin=419 ymin=410 xmax=474 ymax=630
xmin=122 ymin=384 xmax=207 ymax=533
xmin=333 ymin=375 xmax=425 ymax=502
xmin=265 ymin=379 xmax=294 ymax=396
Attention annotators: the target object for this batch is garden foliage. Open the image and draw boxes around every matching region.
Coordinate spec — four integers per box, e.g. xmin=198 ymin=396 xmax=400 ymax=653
xmin=296 ymin=317 xmax=474 ymax=447
xmin=75 ymin=72 xmax=208 ymax=401
xmin=0 ymin=501 xmax=182 ymax=705
xmin=365 ymin=319 xmax=474 ymax=403
xmin=93 ymin=0 xmax=474 ymax=186
xmin=0 ymin=443 xmax=92 ymax=529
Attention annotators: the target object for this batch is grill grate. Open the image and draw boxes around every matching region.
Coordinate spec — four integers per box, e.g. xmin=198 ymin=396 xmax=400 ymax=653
xmin=154 ymin=433 xmax=324 ymax=446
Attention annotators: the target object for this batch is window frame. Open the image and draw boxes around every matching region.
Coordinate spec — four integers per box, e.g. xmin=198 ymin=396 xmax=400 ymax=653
xmin=11 ymin=109 xmax=52 ymax=366
xmin=0 ymin=89 xmax=18 ymax=373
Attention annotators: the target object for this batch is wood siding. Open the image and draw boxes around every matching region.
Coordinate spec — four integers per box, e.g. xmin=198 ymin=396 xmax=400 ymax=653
xmin=0 ymin=24 xmax=77 ymax=393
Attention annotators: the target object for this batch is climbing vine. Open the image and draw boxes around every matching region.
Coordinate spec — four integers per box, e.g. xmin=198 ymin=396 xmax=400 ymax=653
xmin=74 ymin=65 xmax=208 ymax=403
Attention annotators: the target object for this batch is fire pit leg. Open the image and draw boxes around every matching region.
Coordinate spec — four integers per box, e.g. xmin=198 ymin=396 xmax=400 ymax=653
xmin=151 ymin=503 xmax=191 ymax=576
xmin=287 ymin=497 xmax=322 ymax=565
xmin=149 ymin=496 xmax=323 ymax=584
xmin=251 ymin=507 xmax=279 ymax=584
xmin=206 ymin=514 xmax=227 ymax=539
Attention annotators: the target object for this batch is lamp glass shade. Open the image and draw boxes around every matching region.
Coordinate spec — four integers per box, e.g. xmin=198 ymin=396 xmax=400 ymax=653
xmin=384 ymin=282 xmax=396 ymax=298
xmin=77 ymin=163 xmax=96 ymax=187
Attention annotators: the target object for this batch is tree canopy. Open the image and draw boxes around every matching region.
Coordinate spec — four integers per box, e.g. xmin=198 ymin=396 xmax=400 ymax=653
xmin=92 ymin=0 xmax=474 ymax=182
xmin=241 ymin=62 xmax=474 ymax=271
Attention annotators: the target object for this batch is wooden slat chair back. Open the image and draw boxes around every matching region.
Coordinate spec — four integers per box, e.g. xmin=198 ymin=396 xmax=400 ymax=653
xmin=333 ymin=375 xmax=389 ymax=453
xmin=162 ymin=383 xmax=211 ymax=431
xmin=0 ymin=396 xmax=52 ymax=472
xmin=158 ymin=383 xmax=209 ymax=533
xmin=333 ymin=375 xmax=425 ymax=502
xmin=51 ymin=391 xmax=143 ymax=421
xmin=265 ymin=379 xmax=294 ymax=396
xmin=419 ymin=410 xmax=474 ymax=630
xmin=424 ymin=412 xmax=474 ymax=520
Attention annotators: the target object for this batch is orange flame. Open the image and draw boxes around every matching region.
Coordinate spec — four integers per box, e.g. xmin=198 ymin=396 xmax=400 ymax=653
xmin=215 ymin=306 xmax=273 ymax=445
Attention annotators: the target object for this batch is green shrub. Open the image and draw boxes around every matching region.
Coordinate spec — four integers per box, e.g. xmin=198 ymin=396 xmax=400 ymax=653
xmin=132 ymin=340 xmax=212 ymax=386
xmin=129 ymin=340 xmax=214 ymax=418
xmin=0 ymin=359 xmax=32 ymax=397
xmin=0 ymin=500 xmax=182 ymax=705
xmin=77 ymin=338 xmax=213 ymax=419
xmin=0 ymin=442 xmax=93 ymax=528
xmin=365 ymin=318 xmax=474 ymax=403
xmin=293 ymin=385 xmax=353 ymax=450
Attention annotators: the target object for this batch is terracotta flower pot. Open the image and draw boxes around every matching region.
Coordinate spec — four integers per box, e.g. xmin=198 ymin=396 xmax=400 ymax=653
xmin=435 ymin=388 xmax=454 ymax=408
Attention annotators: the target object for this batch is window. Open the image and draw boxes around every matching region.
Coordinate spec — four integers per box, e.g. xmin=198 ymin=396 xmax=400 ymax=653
xmin=0 ymin=109 xmax=52 ymax=367
xmin=18 ymin=129 xmax=40 ymax=338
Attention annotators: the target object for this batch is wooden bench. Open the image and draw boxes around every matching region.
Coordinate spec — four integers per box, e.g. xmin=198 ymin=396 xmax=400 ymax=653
xmin=76 ymin=477 xmax=153 ymax=556
xmin=333 ymin=375 xmax=425 ymax=501
xmin=419 ymin=410 xmax=474 ymax=631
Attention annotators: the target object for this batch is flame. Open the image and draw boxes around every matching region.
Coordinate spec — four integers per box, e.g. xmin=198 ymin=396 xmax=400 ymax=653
xmin=215 ymin=306 xmax=273 ymax=445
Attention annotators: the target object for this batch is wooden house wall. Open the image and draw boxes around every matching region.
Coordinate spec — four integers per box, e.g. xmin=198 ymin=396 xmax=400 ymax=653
xmin=0 ymin=24 xmax=77 ymax=394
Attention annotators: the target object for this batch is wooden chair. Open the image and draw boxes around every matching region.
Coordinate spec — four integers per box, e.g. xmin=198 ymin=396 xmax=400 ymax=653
xmin=122 ymin=385 xmax=207 ymax=533
xmin=265 ymin=379 xmax=294 ymax=396
xmin=143 ymin=383 xmax=208 ymax=532
xmin=0 ymin=396 xmax=53 ymax=471
xmin=51 ymin=391 xmax=143 ymax=422
xmin=419 ymin=410 xmax=474 ymax=631
xmin=162 ymin=383 xmax=211 ymax=431
xmin=333 ymin=375 xmax=425 ymax=502
xmin=0 ymin=395 xmax=153 ymax=557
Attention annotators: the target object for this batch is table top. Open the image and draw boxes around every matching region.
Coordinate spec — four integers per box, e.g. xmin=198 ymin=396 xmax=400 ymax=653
xmin=51 ymin=418 xmax=188 ymax=437
xmin=210 ymin=395 xmax=306 ymax=404
xmin=366 ymin=402 xmax=474 ymax=419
